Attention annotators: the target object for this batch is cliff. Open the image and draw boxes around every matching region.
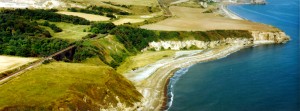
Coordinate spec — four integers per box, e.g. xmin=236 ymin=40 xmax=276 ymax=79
xmin=252 ymin=31 xmax=290 ymax=44
xmin=142 ymin=31 xmax=290 ymax=51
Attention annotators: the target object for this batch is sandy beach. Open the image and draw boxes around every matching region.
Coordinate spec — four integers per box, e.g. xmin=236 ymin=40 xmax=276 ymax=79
xmin=220 ymin=4 xmax=243 ymax=20
xmin=124 ymin=44 xmax=248 ymax=110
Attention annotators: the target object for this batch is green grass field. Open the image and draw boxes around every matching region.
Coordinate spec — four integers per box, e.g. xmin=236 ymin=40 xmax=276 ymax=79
xmin=51 ymin=22 xmax=91 ymax=41
xmin=40 ymin=21 xmax=91 ymax=41
xmin=0 ymin=61 xmax=141 ymax=110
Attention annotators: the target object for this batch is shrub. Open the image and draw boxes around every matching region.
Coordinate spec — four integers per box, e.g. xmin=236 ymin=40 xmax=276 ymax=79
xmin=90 ymin=22 xmax=116 ymax=34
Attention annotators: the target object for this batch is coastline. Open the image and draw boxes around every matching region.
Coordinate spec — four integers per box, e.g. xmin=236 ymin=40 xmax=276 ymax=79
xmin=220 ymin=4 xmax=244 ymax=20
xmin=126 ymin=45 xmax=249 ymax=110
xmin=124 ymin=2 xmax=291 ymax=111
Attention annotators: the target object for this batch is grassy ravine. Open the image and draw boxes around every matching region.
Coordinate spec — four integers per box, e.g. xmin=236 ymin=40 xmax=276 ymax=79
xmin=0 ymin=61 xmax=142 ymax=110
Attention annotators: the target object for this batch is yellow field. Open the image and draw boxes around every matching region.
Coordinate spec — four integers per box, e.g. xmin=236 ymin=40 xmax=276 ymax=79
xmin=0 ymin=56 xmax=38 ymax=74
xmin=74 ymin=0 xmax=158 ymax=6
xmin=57 ymin=11 xmax=110 ymax=21
xmin=113 ymin=18 xmax=145 ymax=25
xmin=141 ymin=6 xmax=278 ymax=31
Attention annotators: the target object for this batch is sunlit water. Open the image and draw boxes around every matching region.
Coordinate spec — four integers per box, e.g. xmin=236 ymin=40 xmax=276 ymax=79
xmin=167 ymin=0 xmax=299 ymax=110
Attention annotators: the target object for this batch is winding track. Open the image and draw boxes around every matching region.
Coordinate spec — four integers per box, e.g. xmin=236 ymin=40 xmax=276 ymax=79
xmin=158 ymin=0 xmax=172 ymax=16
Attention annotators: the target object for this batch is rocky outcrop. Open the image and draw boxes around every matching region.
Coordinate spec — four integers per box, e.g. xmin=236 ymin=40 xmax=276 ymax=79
xmin=143 ymin=38 xmax=252 ymax=51
xmin=142 ymin=31 xmax=290 ymax=51
xmin=252 ymin=31 xmax=290 ymax=44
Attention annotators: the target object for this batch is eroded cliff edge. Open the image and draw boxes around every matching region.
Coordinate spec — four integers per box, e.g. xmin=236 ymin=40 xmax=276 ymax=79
xmin=142 ymin=31 xmax=290 ymax=51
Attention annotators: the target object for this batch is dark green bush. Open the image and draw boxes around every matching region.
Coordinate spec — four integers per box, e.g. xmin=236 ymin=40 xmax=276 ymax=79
xmin=90 ymin=22 xmax=116 ymax=34
xmin=0 ymin=14 xmax=70 ymax=57
xmin=1 ymin=9 xmax=90 ymax=25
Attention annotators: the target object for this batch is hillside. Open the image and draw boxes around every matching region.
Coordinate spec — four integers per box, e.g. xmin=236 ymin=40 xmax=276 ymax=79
xmin=0 ymin=61 xmax=142 ymax=110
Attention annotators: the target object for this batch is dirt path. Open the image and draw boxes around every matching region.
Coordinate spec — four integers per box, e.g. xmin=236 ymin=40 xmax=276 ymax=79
xmin=158 ymin=0 xmax=172 ymax=16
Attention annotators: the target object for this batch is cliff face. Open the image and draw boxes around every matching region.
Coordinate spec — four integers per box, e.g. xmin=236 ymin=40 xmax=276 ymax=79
xmin=142 ymin=31 xmax=290 ymax=51
xmin=252 ymin=31 xmax=290 ymax=44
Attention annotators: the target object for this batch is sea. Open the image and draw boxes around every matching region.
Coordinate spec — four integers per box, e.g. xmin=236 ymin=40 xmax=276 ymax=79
xmin=167 ymin=0 xmax=300 ymax=110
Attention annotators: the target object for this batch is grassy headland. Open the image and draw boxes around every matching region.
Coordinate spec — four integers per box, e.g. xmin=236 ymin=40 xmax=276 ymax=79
xmin=0 ymin=61 xmax=142 ymax=110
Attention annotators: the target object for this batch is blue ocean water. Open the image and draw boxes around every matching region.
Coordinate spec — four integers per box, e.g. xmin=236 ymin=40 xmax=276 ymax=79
xmin=168 ymin=0 xmax=299 ymax=111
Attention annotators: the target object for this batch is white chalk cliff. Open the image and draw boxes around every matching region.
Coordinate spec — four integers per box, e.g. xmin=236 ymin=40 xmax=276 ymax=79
xmin=142 ymin=31 xmax=290 ymax=51
xmin=252 ymin=31 xmax=290 ymax=44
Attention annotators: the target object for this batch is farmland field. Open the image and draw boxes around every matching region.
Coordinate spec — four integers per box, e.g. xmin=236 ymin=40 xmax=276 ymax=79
xmin=57 ymin=11 xmax=110 ymax=21
xmin=141 ymin=6 xmax=278 ymax=31
xmin=0 ymin=56 xmax=38 ymax=74
xmin=113 ymin=18 xmax=145 ymax=25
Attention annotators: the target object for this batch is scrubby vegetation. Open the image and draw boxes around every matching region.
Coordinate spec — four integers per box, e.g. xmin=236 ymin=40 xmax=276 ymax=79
xmin=0 ymin=15 xmax=51 ymax=38
xmin=0 ymin=15 xmax=70 ymax=57
xmin=40 ymin=21 xmax=63 ymax=32
xmin=110 ymin=26 xmax=158 ymax=52
xmin=73 ymin=36 xmax=130 ymax=68
xmin=67 ymin=5 xmax=130 ymax=18
xmin=90 ymin=22 xmax=116 ymax=34
xmin=0 ymin=35 xmax=69 ymax=57
xmin=1 ymin=9 xmax=90 ymax=25
xmin=102 ymin=1 xmax=131 ymax=8
xmin=73 ymin=41 xmax=105 ymax=63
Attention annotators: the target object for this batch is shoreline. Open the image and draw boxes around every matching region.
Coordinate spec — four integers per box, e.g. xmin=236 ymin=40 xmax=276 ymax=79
xmin=160 ymin=45 xmax=249 ymax=110
xmin=135 ymin=5 xmax=252 ymax=110
xmin=162 ymin=68 xmax=180 ymax=110
xmin=220 ymin=4 xmax=244 ymax=20
xmin=126 ymin=45 xmax=250 ymax=110
xmin=125 ymin=2 xmax=291 ymax=111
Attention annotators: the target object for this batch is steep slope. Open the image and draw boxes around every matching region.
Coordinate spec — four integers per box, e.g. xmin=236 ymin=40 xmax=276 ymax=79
xmin=0 ymin=61 xmax=142 ymax=111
